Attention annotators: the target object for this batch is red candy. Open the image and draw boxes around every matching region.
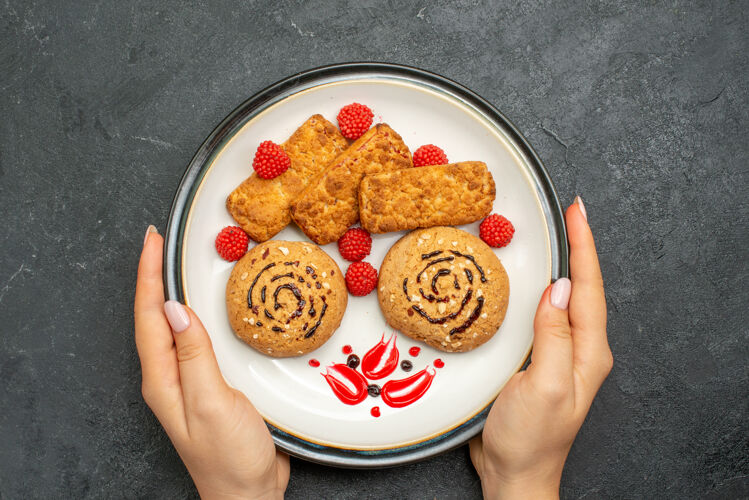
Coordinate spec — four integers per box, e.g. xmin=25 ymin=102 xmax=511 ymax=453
xmin=345 ymin=261 xmax=378 ymax=296
xmin=479 ymin=214 xmax=515 ymax=248
xmin=252 ymin=140 xmax=290 ymax=179
xmin=214 ymin=226 xmax=249 ymax=261
xmin=412 ymin=144 xmax=448 ymax=167
xmin=338 ymin=227 xmax=372 ymax=262
xmin=337 ymin=103 xmax=374 ymax=140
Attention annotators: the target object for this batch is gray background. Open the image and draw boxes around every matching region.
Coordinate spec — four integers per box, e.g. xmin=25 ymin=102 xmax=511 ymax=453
xmin=1 ymin=0 xmax=747 ymax=498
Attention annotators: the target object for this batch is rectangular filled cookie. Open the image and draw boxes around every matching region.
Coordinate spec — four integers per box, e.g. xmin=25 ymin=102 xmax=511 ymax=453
xmin=358 ymin=161 xmax=496 ymax=233
xmin=289 ymin=123 xmax=412 ymax=244
xmin=226 ymin=114 xmax=348 ymax=242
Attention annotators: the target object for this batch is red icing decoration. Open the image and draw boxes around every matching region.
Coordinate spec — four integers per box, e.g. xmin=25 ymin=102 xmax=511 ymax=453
xmin=381 ymin=366 xmax=436 ymax=408
xmin=408 ymin=346 xmax=421 ymax=357
xmin=362 ymin=333 xmax=399 ymax=380
xmin=371 ymin=406 xmax=381 ymax=418
xmin=322 ymin=364 xmax=369 ymax=405
xmin=434 ymin=358 xmax=445 ymax=368
xmin=342 ymin=345 xmax=353 ymax=355
xmin=308 ymin=359 xmax=320 ymax=367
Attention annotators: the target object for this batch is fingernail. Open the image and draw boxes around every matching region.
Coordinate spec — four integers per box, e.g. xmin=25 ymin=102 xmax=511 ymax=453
xmin=575 ymin=196 xmax=587 ymax=221
xmin=144 ymin=225 xmax=158 ymax=247
xmin=550 ymin=278 xmax=571 ymax=310
xmin=164 ymin=300 xmax=190 ymax=332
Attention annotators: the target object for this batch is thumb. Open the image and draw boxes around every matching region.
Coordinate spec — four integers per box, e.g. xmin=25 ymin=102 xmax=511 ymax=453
xmin=164 ymin=300 xmax=231 ymax=414
xmin=527 ymin=278 xmax=574 ymax=388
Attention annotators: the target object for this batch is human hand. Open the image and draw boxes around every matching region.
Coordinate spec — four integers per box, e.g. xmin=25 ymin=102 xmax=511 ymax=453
xmin=135 ymin=226 xmax=289 ymax=499
xmin=470 ymin=197 xmax=613 ymax=499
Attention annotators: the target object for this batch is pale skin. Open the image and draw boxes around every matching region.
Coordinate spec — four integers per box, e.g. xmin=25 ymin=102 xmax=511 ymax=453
xmin=135 ymin=197 xmax=610 ymax=499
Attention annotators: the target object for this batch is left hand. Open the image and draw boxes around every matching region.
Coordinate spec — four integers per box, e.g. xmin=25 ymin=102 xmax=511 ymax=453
xmin=135 ymin=226 xmax=289 ymax=499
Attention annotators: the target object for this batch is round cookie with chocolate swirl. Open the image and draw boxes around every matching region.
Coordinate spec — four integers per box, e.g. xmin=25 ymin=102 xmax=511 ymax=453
xmin=378 ymin=227 xmax=509 ymax=352
xmin=226 ymin=241 xmax=347 ymax=357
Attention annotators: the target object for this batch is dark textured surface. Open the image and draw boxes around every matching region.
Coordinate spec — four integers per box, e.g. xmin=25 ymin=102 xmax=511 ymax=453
xmin=1 ymin=0 xmax=747 ymax=498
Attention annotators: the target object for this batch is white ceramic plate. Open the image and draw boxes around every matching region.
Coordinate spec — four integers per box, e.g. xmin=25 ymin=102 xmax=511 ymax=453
xmin=165 ymin=63 xmax=567 ymax=467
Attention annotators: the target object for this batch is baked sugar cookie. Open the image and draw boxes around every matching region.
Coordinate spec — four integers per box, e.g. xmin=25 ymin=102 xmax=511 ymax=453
xmin=226 ymin=241 xmax=347 ymax=357
xmin=377 ymin=227 xmax=509 ymax=352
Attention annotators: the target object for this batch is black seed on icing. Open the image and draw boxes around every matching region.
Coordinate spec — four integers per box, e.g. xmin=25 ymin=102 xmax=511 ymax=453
xmin=401 ymin=360 xmax=413 ymax=372
xmin=368 ymin=384 xmax=381 ymax=397
xmin=346 ymin=354 xmax=360 ymax=369
xmin=272 ymin=326 xmax=283 ymax=332
xmin=256 ymin=321 xmax=263 ymax=327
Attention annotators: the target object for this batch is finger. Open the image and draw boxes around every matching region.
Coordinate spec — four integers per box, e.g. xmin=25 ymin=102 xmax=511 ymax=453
xmin=134 ymin=226 xmax=185 ymax=434
xmin=566 ymin=198 xmax=612 ymax=380
xmin=164 ymin=300 xmax=232 ymax=419
xmin=526 ymin=281 xmax=574 ymax=396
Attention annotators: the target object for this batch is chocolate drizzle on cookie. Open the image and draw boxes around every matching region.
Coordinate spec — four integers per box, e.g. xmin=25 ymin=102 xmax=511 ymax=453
xmin=416 ymin=256 xmax=454 ymax=283
xmin=304 ymin=298 xmax=327 ymax=338
xmin=411 ymin=289 xmax=473 ymax=325
xmin=245 ymin=256 xmax=333 ymax=339
xmin=271 ymin=272 xmax=294 ymax=281
xmin=450 ymin=250 xmax=486 ymax=282
xmin=248 ymin=263 xmax=275 ymax=308
xmin=421 ymin=250 xmax=443 ymax=259
xmin=449 ymin=297 xmax=484 ymax=335
xmin=398 ymin=244 xmax=492 ymax=336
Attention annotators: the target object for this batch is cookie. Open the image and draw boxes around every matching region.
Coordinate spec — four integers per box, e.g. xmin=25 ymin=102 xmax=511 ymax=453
xmin=290 ymin=123 xmax=412 ymax=245
xmin=226 ymin=115 xmax=348 ymax=242
xmin=359 ymin=162 xmax=495 ymax=234
xmin=226 ymin=241 xmax=347 ymax=357
xmin=377 ymin=227 xmax=509 ymax=352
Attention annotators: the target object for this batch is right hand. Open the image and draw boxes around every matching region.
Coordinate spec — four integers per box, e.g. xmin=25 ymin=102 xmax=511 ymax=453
xmin=470 ymin=197 xmax=613 ymax=499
